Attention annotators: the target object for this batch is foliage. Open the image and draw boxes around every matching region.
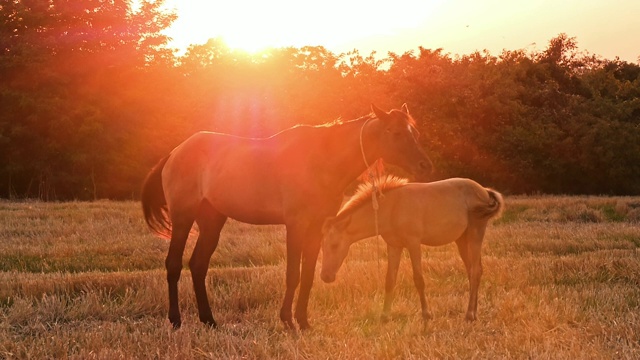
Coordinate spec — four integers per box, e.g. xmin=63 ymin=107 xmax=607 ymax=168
xmin=0 ymin=0 xmax=177 ymax=199
xmin=1 ymin=1 xmax=639 ymax=199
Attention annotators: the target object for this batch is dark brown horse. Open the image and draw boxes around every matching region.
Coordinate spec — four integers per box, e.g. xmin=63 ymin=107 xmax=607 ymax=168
xmin=141 ymin=104 xmax=432 ymax=330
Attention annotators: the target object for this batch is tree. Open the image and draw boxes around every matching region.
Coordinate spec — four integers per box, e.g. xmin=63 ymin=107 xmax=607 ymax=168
xmin=0 ymin=0 xmax=176 ymax=199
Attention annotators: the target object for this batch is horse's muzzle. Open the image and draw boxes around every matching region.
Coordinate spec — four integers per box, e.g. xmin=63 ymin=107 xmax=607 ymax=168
xmin=414 ymin=160 xmax=433 ymax=182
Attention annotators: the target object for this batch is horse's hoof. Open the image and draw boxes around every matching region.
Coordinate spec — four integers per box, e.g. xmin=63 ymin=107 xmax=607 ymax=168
xmin=465 ymin=312 xmax=477 ymax=322
xmin=202 ymin=318 xmax=217 ymax=328
xmin=295 ymin=317 xmax=311 ymax=331
xmin=170 ymin=318 xmax=182 ymax=329
xmin=281 ymin=319 xmax=297 ymax=331
xmin=295 ymin=312 xmax=311 ymax=331
xmin=422 ymin=312 xmax=433 ymax=321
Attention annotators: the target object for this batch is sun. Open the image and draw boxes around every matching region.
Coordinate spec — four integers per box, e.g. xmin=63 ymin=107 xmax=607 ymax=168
xmin=162 ymin=0 xmax=310 ymax=54
xmin=222 ymin=33 xmax=272 ymax=54
xmin=162 ymin=0 xmax=441 ymax=55
xmin=219 ymin=23 xmax=297 ymax=54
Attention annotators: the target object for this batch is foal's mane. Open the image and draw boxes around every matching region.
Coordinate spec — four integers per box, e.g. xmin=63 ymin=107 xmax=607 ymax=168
xmin=337 ymin=175 xmax=409 ymax=218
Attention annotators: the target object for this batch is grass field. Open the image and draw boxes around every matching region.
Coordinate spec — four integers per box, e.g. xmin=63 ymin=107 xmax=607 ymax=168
xmin=1 ymin=197 xmax=639 ymax=359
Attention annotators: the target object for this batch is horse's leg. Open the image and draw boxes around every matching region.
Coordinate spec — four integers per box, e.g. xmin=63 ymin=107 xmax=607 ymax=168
xmin=294 ymin=228 xmax=322 ymax=330
xmin=407 ymin=242 xmax=431 ymax=320
xmin=166 ymin=217 xmax=194 ymax=329
xmin=460 ymin=224 xmax=486 ymax=322
xmin=280 ymin=226 xmax=303 ymax=330
xmin=189 ymin=202 xmax=227 ymax=327
xmin=382 ymin=244 xmax=402 ymax=322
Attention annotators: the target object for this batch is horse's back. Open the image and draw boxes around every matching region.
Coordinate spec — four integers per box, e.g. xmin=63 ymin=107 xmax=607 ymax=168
xmin=384 ymin=178 xmax=494 ymax=245
xmin=384 ymin=180 xmax=468 ymax=245
xmin=414 ymin=178 xmax=492 ymax=204
xmin=399 ymin=178 xmax=483 ymax=209
xmin=162 ymin=131 xmax=287 ymax=224
xmin=415 ymin=177 xmax=502 ymax=222
xmin=438 ymin=178 xmax=502 ymax=219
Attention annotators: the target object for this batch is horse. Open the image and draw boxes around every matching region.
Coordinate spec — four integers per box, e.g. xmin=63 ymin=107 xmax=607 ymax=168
xmin=320 ymin=176 xmax=503 ymax=322
xmin=141 ymin=104 xmax=433 ymax=330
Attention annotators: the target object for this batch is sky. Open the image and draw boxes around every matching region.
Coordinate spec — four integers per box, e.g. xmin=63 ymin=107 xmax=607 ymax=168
xmin=161 ymin=0 xmax=640 ymax=63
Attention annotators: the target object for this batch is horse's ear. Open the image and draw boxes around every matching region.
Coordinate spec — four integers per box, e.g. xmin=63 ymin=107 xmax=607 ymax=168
xmin=371 ymin=104 xmax=388 ymax=120
xmin=401 ymin=103 xmax=410 ymax=115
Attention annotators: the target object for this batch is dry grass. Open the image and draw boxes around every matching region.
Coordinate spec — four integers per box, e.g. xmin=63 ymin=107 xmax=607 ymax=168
xmin=0 ymin=197 xmax=639 ymax=359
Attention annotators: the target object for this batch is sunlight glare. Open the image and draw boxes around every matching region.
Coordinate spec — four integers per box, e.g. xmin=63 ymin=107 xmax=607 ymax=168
xmin=163 ymin=0 xmax=443 ymax=53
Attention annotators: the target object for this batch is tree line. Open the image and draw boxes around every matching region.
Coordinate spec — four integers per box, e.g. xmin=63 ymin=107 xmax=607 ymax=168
xmin=1 ymin=0 xmax=639 ymax=200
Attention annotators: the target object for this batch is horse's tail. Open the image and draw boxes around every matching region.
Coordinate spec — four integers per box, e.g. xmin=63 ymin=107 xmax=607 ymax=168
xmin=141 ymin=156 xmax=172 ymax=239
xmin=475 ymin=188 xmax=504 ymax=220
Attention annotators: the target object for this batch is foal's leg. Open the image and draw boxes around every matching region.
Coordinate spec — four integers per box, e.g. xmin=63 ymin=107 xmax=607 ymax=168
xmin=407 ymin=242 xmax=432 ymax=320
xmin=189 ymin=203 xmax=227 ymax=327
xmin=382 ymin=244 xmax=402 ymax=321
xmin=457 ymin=225 xmax=486 ymax=321
xmin=166 ymin=217 xmax=194 ymax=329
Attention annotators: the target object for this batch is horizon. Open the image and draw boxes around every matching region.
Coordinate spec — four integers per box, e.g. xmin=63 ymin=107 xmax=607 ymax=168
xmin=161 ymin=0 xmax=640 ymax=63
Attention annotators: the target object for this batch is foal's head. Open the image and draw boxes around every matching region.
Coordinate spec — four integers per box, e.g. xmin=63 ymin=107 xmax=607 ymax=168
xmin=320 ymin=215 xmax=352 ymax=283
xmin=320 ymin=176 xmax=408 ymax=284
xmin=371 ymin=104 xmax=433 ymax=181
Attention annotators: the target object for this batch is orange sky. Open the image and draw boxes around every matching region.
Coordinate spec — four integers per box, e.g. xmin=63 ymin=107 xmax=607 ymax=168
xmin=162 ymin=0 xmax=640 ymax=63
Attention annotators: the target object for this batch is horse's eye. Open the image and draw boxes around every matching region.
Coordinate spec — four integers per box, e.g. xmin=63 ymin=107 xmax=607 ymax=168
xmin=391 ymin=131 xmax=404 ymax=141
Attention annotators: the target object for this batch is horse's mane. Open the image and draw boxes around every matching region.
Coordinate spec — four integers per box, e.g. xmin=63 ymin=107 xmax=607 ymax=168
xmin=290 ymin=108 xmax=416 ymax=131
xmin=337 ymin=175 xmax=409 ymax=218
xmin=303 ymin=113 xmax=376 ymax=128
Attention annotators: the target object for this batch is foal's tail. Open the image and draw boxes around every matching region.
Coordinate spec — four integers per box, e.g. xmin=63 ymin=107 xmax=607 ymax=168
xmin=141 ymin=156 xmax=172 ymax=239
xmin=475 ymin=188 xmax=504 ymax=220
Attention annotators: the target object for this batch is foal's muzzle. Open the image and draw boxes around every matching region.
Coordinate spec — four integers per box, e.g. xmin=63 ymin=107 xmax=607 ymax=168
xmin=320 ymin=272 xmax=336 ymax=283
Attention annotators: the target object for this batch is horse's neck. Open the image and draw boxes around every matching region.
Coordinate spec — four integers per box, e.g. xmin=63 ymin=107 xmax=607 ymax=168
xmin=325 ymin=117 xmax=381 ymax=190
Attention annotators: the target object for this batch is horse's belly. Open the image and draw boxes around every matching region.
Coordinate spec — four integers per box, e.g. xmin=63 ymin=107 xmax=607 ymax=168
xmin=421 ymin=231 xmax=463 ymax=246
xmin=226 ymin=208 xmax=284 ymax=225
xmin=419 ymin=218 xmax=467 ymax=246
xmin=207 ymin=191 xmax=285 ymax=225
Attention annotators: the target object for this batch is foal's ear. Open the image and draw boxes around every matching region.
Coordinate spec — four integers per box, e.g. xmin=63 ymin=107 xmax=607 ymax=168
xmin=401 ymin=103 xmax=410 ymax=115
xmin=322 ymin=216 xmax=350 ymax=234
xmin=371 ymin=104 xmax=388 ymax=120
xmin=322 ymin=217 xmax=336 ymax=235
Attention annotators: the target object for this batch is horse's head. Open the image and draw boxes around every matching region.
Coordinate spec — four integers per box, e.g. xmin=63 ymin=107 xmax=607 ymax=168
xmin=320 ymin=216 xmax=353 ymax=283
xmin=371 ymin=104 xmax=433 ymax=182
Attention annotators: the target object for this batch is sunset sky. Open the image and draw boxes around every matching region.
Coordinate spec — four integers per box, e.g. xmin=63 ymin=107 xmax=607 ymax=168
xmin=162 ymin=0 xmax=640 ymax=63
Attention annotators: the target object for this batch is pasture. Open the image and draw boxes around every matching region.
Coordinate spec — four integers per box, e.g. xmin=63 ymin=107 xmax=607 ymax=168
xmin=1 ymin=197 xmax=639 ymax=359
